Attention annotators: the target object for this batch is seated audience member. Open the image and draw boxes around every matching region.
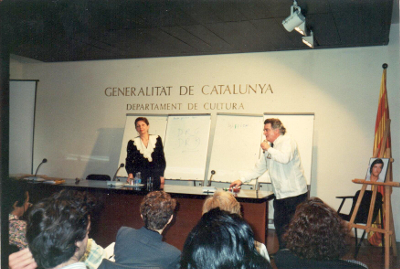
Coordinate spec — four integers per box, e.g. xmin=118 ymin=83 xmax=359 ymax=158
xmin=112 ymin=191 xmax=181 ymax=269
xmin=180 ymin=208 xmax=272 ymax=269
xmin=7 ymin=183 xmax=31 ymax=250
xmin=202 ymin=191 xmax=270 ymax=261
xmin=26 ymin=189 xmax=93 ymax=269
xmin=9 ymin=190 xmax=110 ymax=269
xmin=275 ymin=197 xmax=368 ymax=269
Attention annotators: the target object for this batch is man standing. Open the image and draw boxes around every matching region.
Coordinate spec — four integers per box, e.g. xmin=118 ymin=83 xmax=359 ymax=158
xmin=230 ymin=118 xmax=308 ymax=249
xmin=26 ymin=190 xmax=92 ymax=269
xmin=114 ymin=191 xmax=181 ymax=269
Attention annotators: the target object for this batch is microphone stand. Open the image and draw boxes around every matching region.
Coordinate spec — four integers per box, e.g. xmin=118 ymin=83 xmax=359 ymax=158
xmin=207 ymin=170 xmax=215 ymax=187
xmin=255 ymin=177 xmax=260 ymax=191
xmin=112 ymin=163 xmax=125 ymax=181
xmin=33 ymin=158 xmax=47 ymax=181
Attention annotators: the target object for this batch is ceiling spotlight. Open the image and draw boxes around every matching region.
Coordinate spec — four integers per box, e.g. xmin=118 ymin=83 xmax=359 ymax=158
xmin=282 ymin=0 xmax=305 ymax=32
xmin=295 ymin=21 xmax=307 ymax=36
xmin=302 ymin=31 xmax=314 ymax=48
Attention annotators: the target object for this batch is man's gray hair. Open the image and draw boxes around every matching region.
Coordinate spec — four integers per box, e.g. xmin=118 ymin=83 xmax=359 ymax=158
xmin=264 ymin=118 xmax=286 ymax=135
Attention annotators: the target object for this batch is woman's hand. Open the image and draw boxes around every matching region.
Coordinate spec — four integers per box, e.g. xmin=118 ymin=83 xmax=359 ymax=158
xmin=9 ymin=248 xmax=37 ymax=269
xmin=160 ymin=176 xmax=165 ymax=185
xmin=127 ymin=173 xmax=134 ymax=183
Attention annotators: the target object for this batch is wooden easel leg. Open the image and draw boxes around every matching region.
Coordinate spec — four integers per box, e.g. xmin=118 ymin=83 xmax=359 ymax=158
xmin=366 ymin=187 xmax=378 ymax=231
xmin=389 ymin=193 xmax=397 ymax=256
xmin=384 ymin=186 xmax=391 ymax=269
xmin=349 ymin=184 xmax=368 ymax=225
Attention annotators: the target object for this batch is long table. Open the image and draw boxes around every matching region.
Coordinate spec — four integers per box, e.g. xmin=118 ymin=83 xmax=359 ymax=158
xmin=24 ymin=179 xmax=274 ymax=250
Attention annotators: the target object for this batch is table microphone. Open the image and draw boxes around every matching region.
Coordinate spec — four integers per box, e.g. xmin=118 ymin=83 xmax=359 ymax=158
xmin=262 ymin=140 xmax=267 ymax=153
xmin=207 ymin=170 xmax=216 ymax=187
xmin=34 ymin=158 xmax=47 ymax=177
xmin=112 ymin=163 xmax=125 ymax=181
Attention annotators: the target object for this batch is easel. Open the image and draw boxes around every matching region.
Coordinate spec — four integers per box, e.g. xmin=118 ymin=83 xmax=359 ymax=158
xmin=349 ymin=119 xmax=398 ymax=269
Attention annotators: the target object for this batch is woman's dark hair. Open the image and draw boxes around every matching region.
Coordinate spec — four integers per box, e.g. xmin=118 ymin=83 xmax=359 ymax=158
xmin=370 ymin=158 xmax=384 ymax=174
xmin=135 ymin=117 xmax=149 ymax=126
xmin=26 ymin=190 xmax=94 ymax=268
xmin=284 ymin=197 xmax=350 ymax=260
xmin=180 ymin=208 xmax=271 ymax=269
xmin=140 ymin=191 xmax=176 ymax=231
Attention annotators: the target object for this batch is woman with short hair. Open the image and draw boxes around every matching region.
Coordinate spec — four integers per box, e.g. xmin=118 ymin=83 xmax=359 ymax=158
xmin=125 ymin=117 xmax=166 ymax=189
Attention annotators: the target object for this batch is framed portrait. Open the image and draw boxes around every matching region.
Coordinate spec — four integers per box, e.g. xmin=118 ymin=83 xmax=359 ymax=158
xmin=365 ymin=158 xmax=389 ymax=182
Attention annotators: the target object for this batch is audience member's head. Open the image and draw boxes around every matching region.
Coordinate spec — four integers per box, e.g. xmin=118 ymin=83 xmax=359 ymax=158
xmin=180 ymin=208 xmax=271 ymax=269
xmin=6 ymin=181 xmax=30 ymax=217
xmin=26 ymin=189 xmax=94 ymax=268
xmin=202 ymin=191 xmax=241 ymax=216
xmin=140 ymin=191 xmax=177 ymax=231
xmin=284 ymin=197 xmax=350 ymax=260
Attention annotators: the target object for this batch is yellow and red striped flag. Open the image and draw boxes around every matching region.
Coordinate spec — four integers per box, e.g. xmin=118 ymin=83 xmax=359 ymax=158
xmin=368 ymin=64 xmax=391 ymax=246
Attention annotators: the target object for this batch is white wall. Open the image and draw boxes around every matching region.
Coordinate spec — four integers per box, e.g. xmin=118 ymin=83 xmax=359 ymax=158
xmin=10 ymin=24 xmax=400 ymax=241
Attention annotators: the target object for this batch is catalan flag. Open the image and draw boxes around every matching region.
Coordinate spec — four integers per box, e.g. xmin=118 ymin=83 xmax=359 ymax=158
xmin=368 ymin=65 xmax=391 ymax=246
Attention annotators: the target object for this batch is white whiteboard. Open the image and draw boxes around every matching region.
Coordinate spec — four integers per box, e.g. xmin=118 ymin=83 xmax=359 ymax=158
xmin=9 ymin=80 xmax=37 ymax=175
xmin=208 ymin=114 xmax=264 ymax=183
xmin=117 ymin=114 xmax=168 ymax=177
xmin=164 ymin=114 xmax=211 ymax=180
xmin=257 ymin=113 xmax=314 ymax=185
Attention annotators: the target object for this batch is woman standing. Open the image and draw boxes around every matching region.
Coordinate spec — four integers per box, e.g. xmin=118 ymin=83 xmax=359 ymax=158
xmin=125 ymin=117 xmax=166 ymax=189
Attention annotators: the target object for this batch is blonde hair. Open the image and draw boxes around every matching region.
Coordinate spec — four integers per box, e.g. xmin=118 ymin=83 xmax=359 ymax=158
xmin=202 ymin=191 xmax=241 ymax=216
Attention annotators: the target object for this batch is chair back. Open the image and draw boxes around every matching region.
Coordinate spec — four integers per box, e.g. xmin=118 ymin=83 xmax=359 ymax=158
xmin=86 ymin=174 xmax=111 ymax=181
xmin=351 ymin=190 xmax=383 ymax=224
xmin=98 ymin=259 xmax=162 ymax=269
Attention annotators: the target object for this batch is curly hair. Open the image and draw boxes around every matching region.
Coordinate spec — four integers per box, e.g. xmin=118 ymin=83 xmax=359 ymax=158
xmin=284 ymin=197 xmax=350 ymax=260
xmin=140 ymin=191 xmax=176 ymax=231
xmin=181 ymin=208 xmax=271 ymax=269
xmin=264 ymin=118 xmax=286 ymax=135
xmin=26 ymin=190 xmax=94 ymax=268
xmin=202 ymin=191 xmax=241 ymax=216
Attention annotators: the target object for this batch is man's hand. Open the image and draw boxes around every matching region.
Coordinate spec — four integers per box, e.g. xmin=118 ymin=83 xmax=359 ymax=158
xmin=260 ymin=141 xmax=270 ymax=151
xmin=9 ymin=248 xmax=37 ymax=269
xmin=229 ymin=180 xmax=243 ymax=188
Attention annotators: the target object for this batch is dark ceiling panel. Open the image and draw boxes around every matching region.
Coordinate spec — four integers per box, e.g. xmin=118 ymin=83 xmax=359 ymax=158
xmin=306 ymin=13 xmax=341 ymax=47
xmin=182 ymin=24 xmax=235 ymax=52
xmin=177 ymin=2 xmax=224 ymax=25
xmin=234 ymin=1 xmax=274 ymax=20
xmin=161 ymin=26 xmax=212 ymax=52
xmin=250 ymin=18 xmax=301 ymax=50
xmin=0 ymin=0 xmax=395 ymax=62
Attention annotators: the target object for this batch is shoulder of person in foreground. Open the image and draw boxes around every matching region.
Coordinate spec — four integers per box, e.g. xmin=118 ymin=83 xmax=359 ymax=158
xmin=275 ymin=249 xmax=368 ymax=269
